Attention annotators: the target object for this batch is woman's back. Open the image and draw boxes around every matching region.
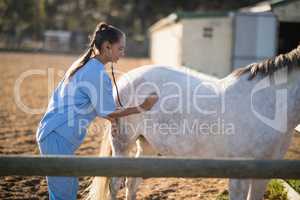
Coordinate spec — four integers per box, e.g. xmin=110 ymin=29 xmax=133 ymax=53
xmin=36 ymin=58 xmax=115 ymax=147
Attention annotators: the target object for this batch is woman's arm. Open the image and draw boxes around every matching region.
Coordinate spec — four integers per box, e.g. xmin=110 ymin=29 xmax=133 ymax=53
xmin=104 ymin=92 xmax=159 ymax=120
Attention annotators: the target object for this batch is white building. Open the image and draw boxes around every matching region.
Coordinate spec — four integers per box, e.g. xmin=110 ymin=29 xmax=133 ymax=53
xmin=149 ymin=0 xmax=300 ymax=78
xmin=149 ymin=11 xmax=277 ymax=78
xmin=240 ymin=0 xmax=300 ymax=54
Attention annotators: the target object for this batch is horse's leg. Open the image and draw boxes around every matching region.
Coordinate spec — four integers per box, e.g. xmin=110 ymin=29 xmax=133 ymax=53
xmin=109 ymin=140 xmax=127 ymax=199
xmin=125 ymin=138 xmax=144 ymax=200
xmin=245 ymin=133 xmax=292 ymax=200
xmin=125 ymin=177 xmax=143 ymax=200
xmin=246 ymin=141 xmax=283 ymax=200
xmin=246 ymin=132 xmax=293 ymax=200
xmin=229 ymin=179 xmax=251 ymax=200
xmin=109 ymin=119 xmax=132 ymax=200
xmin=247 ymin=179 xmax=269 ymax=200
xmin=125 ymin=136 xmax=157 ymax=200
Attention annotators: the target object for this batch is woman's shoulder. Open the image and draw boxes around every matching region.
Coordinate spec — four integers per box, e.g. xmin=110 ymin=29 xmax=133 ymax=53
xmin=79 ymin=58 xmax=109 ymax=82
xmin=82 ymin=58 xmax=104 ymax=73
xmin=77 ymin=58 xmax=102 ymax=75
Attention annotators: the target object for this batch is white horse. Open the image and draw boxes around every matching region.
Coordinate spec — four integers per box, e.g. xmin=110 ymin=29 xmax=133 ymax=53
xmin=84 ymin=45 xmax=300 ymax=200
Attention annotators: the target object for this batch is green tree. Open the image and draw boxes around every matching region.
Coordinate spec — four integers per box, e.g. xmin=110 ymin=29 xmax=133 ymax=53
xmin=0 ymin=0 xmax=45 ymax=47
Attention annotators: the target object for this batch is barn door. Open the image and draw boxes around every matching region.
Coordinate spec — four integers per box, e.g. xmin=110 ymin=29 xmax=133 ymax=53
xmin=232 ymin=12 xmax=277 ymax=69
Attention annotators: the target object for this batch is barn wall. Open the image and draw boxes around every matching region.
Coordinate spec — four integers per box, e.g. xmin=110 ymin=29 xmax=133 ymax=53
xmin=150 ymin=23 xmax=183 ymax=67
xmin=181 ymin=17 xmax=233 ymax=78
xmin=232 ymin=12 xmax=277 ymax=69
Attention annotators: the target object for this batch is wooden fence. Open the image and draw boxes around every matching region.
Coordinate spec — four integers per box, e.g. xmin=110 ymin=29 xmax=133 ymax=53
xmin=1 ymin=155 xmax=300 ymax=179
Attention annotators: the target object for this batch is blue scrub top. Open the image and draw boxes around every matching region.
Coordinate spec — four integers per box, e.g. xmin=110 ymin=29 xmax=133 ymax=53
xmin=36 ymin=58 xmax=116 ymax=147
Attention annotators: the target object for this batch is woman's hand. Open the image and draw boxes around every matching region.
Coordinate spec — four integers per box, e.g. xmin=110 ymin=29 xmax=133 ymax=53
xmin=105 ymin=92 xmax=159 ymax=119
xmin=139 ymin=92 xmax=159 ymax=111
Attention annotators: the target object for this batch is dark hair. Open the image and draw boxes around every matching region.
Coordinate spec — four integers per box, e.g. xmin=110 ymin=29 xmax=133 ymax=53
xmin=64 ymin=22 xmax=125 ymax=107
xmin=232 ymin=45 xmax=300 ymax=80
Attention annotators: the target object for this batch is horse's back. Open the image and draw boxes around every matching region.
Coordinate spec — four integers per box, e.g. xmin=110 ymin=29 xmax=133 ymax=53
xmin=120 ymin=65 xmax=218 ymax=83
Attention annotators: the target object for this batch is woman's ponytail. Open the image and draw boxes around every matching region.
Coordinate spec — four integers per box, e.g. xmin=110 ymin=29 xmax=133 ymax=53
xmin=64 ymin=22 xmax=109 ymax=82
xmin=64 ymin=21 xmax=124 ymax=107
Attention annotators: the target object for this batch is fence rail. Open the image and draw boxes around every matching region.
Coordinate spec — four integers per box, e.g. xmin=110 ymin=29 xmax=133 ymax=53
xmin=1 ymin=155 xmax=300 ymax=179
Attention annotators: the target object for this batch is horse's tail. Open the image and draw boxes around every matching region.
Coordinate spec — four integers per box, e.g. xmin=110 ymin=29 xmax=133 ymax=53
xmin=82 ymin=120 xmax=112 ymax=200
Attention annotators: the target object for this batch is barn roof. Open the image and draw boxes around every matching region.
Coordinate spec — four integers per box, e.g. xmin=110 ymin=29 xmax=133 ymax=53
xmin=149 ymin=0 xmax=300 ymax=32
xmin=239 ymin=0 xmax=300 ymax=12
xmin=149 ymin=11 xmax=230 ymax=33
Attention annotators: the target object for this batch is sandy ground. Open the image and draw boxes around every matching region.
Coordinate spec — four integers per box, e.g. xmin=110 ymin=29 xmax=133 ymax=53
xmin=0 ymin=52 xmax=299 ymax=200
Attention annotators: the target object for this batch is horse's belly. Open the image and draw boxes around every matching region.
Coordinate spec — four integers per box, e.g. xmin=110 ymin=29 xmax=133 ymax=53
xmin=144 ymin=127 xmax=229 ymax=157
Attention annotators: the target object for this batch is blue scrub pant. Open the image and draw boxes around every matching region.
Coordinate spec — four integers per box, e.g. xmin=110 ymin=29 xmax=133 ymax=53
xmin=37 ymin=131 xmax=78 ymax=200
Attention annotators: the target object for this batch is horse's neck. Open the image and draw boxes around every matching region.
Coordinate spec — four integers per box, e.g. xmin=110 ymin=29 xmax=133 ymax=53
xmin=222 ymin=68 xmax=300 ymax=133
xmin=257 ymin=68 xmax=300 ymax=132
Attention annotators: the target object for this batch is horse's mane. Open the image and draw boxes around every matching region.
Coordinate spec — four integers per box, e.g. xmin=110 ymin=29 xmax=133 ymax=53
xmin=232 ymin=45 xmax=300 ymax=80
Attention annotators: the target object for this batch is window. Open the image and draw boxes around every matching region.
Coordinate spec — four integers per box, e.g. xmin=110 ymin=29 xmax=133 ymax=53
xmin=203 ymin=27 xmax=213 ymax=38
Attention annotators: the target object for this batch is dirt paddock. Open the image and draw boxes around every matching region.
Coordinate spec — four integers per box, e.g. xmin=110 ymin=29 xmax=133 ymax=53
xmin=0 ymin=52 xmax=299 ymax=200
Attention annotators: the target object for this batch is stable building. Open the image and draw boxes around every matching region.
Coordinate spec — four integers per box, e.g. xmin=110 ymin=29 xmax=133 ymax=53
xmin=149 ymin=0 xmax=300 ymax=78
